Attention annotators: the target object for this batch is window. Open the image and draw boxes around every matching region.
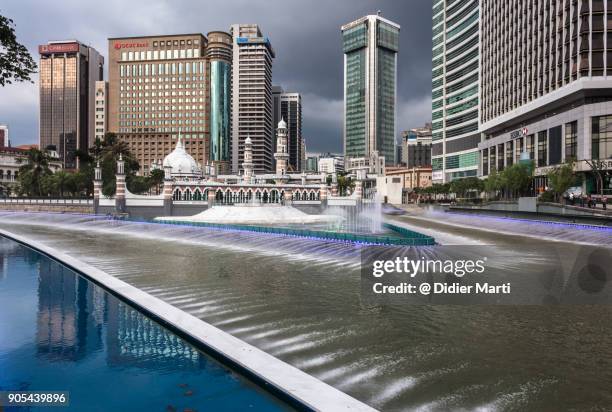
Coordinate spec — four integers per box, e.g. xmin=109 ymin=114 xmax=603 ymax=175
xmin=497 ymin=144 xmax=504 ymax=171
xmin=506 ymin=140 xmax=513 ymax=167
xmin=515 ymin=137 xmax=523 ymax=163
xmin=526 ymin=135 xmax=535 ymax=160
xmin=482 ymin=149 xmax=489 ymax=176
xmin=537 ymin=131 xmax=548 ymax=166
xmin=592 ymin=115 xmax=612 ymax=159
xmin=565 ymin=121 xmax=578 ymax=161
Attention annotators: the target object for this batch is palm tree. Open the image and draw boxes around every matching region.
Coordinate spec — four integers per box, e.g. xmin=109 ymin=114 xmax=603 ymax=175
xmin=52 ymin=170 xmax=72 ymax=198
xmin=17 ymin=148 xmax=52 ymax=196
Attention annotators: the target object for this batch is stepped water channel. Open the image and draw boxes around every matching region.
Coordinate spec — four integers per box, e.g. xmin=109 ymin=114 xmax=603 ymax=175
xmin=0 ymin=210 xmax=611 ymax=411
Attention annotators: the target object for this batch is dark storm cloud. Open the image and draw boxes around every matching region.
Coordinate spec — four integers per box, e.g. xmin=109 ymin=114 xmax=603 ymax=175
xmin=0 ymin=0 xmax=433 ymax=152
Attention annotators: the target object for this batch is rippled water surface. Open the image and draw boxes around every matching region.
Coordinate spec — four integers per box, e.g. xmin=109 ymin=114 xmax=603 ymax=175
xmin=1 ymin=212 xmax=612 ymax=411
xmin=0 ymin=236 xmax=292 ymax=412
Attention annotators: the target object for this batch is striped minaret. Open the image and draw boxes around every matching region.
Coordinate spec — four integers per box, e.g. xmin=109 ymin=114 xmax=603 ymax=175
xmin=115 ymin=154 xmax=126 ymax=213
xmin=93 ymin=161 xmax=102 ymax=214
xmin=163 ymin=164 xmax=173 ymax=215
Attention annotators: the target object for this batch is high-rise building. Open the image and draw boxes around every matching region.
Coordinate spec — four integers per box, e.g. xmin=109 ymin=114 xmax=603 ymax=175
xmin=107 ymin=34 xmax=212 ymax=175
xmin=94 ymin=81 xmax=108 ymax=142
xmin=431 ymin=0 xmax=481 ymax=183
xmin=207 ymin=31 xmax=233 ymax=174
xmin=478 ymin=0 xmax=612 ymax=194
xmin=403 ymin=123 xmax=432 ymax=168
xmin=230 ymin=24 xmax=275 ymax=174
xmin=341 ymin=13 xmax=400 ymax=165
xmin=318 ymin=154 xmax=345 ymax=174
xmin=280 ymin=92 xmax=303 ymax=171
xmin=300 ymin=135 xmax=306 ymax=172
xmin=39 ymin=41 xmax=104 ymax=169
xmin=272 ymin=85 xmax=283 ymax=134
xmin=306 ymin=154 xmax=319 ymax=172
xmin=0 ymin=124 xmax=8 ymax=147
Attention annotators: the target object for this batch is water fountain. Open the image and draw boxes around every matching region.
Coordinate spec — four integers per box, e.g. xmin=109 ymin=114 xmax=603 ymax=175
xmin=154 ymin=203 xmax=343 ymax=226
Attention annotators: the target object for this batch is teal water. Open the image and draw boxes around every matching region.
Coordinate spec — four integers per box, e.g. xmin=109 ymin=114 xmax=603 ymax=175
xmin=0 ymin=237 xmax=293 ymax=412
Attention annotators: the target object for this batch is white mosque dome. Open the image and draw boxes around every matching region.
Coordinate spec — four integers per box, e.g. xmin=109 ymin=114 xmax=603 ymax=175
xmin=277 ymin=118 xmax=287 ymax=130
xmin=163 ymin=135 xmax=200 ymax=176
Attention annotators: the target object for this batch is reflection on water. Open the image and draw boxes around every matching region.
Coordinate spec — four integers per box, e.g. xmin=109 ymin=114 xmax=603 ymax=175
xmin=1 ymin=214 xmax=612 ymax=411
xmin=0 ymin=238 xmax=292 ymax=412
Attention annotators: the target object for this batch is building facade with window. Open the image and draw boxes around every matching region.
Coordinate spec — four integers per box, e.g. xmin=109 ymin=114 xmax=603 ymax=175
xmin=230 ymin=24 xmax=275 ymax=174
xmin=402 ymin=123 xmax=432 ymax=168
xmin=108 ymin=33 xmax=214 ymax=175
xmin=39 ymin=41 xmax=104 ymax=169
xmin=207 ymin=31 xmax=233 ymax=174
xmin=94 ymin=81 xmax=108 ymax=142
xmin=280 ymin=92 xmax=303 ymax=171
xmin=0 ymin=124 xmax=8 ymax=147
xmin=478 ymin=0 xmax=612 ymax=195
xmin=341 ymin=13 xmax=400 ymax=166
xmin=431 ymin=0 xmax=481 ymax=183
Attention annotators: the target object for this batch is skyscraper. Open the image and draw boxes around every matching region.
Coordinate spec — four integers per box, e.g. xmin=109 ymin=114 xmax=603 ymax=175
xmin=107 ymin=34 xmax=215 ymax=175
xmin=94 ymin=81 xmax=108 ymax=142
xmin=280 ymin=92 xmax=303 ymax=171
xmin=272 ymin=85 xmax=283 ymax=133
xmin=207 ymin=31 xmax=232 ymax=174
xmin=431 ymin=0 xmax=480 ymax=183
xmin=403 ymin=123 xmax=432 ymax=168
xmin=478 ymin=0 xmax=612 ymax=193
xmin=230 ymin=24 xmax=275 ymax=173
xmin=341 ymin=13 xmax=399 ymax=165
xmin=0 ymin=124 xmax=8 ymax=147
xmin=39 ymin=41 xmax=104 ymax=169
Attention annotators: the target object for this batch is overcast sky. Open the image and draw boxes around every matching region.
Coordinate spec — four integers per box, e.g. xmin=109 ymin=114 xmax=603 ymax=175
xmin=0 ymin=0 xmax=433 ymax=153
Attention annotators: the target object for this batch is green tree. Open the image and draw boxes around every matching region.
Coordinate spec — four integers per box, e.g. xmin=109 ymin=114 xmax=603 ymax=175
xmin=148 ymin=168 xmax=165 ymax=195
xmin=450 ymin=177 xmax=483 ymax=199
xmin=501 ymin=163 xmax=532 ymax=199
xmin=0 ymin=14 xmax=36 ymax=86
xmin=484 ymin=168 xmax=503 ymax=199
xmin=547 ymin=162 xmax=575 ymax=202
xmin=337 ymin=174 xmax=355 ymax=196
xmin=91 ymin=132 xmax=140 ymax=197
xmin=16 ymin=148 xmax=52 ymax=196
xmin=51 ymin=170 xmax=72 ymax=198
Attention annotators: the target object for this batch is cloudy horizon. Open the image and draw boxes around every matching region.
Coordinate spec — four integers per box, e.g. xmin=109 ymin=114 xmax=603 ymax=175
xmin=0 ymin=0 xmax=433 ymax=153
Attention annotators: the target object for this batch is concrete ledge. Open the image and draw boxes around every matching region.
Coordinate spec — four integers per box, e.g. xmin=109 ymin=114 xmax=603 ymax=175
xmin=448 ymin=206 xmax=612 ymax=227
xmin=0 ymin=228 xmax=376 ymax=412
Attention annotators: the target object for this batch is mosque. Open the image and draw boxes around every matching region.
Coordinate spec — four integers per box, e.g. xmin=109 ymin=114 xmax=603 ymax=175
xmin=93 ymin=119 xmax=367 ymax=217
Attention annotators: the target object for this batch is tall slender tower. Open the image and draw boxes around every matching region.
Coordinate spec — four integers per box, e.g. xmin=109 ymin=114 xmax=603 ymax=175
xmin=242 ymin=136 xmax=254 ymax=184
xmin=274 ymin=118 xmax=289 ymax=176
xmin=341 ymin=13 xmax=399 ymax=165
xmin=207 ymin=31 xmax=232 ymax=174
xmin=230 ymin=24 xmax=275 ymax=174
xmin=39 ymin=40 xmax=104 ymax=169
xmin=430 ymin=0 xmax=480 ymax=183
xmin=280 ymin=92 xmax=303 ymax=171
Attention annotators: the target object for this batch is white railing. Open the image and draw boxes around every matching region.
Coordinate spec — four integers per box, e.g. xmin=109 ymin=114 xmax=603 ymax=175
xmin=0 ymin=198 xmax=93 ymax=205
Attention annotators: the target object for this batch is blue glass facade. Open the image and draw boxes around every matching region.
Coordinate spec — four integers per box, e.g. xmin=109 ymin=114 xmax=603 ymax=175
xmin=209 ymin=60 xmax=231 ymax=163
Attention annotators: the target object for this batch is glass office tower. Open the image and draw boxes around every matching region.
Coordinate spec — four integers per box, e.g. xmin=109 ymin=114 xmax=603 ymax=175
xmin=341 ymin=13 xmax=400 ymax=164
xmin=39 ymin=41 xmax=104 ymax=169
xmin=431 ymin=0 xmax=481 ymax=183
xmin=207 ymin=31 xmax=232 ymax=173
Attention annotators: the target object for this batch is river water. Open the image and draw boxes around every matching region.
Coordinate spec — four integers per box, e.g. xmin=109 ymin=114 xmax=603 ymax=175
xmin=0 ymin=211 xmax=611 ymax=411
